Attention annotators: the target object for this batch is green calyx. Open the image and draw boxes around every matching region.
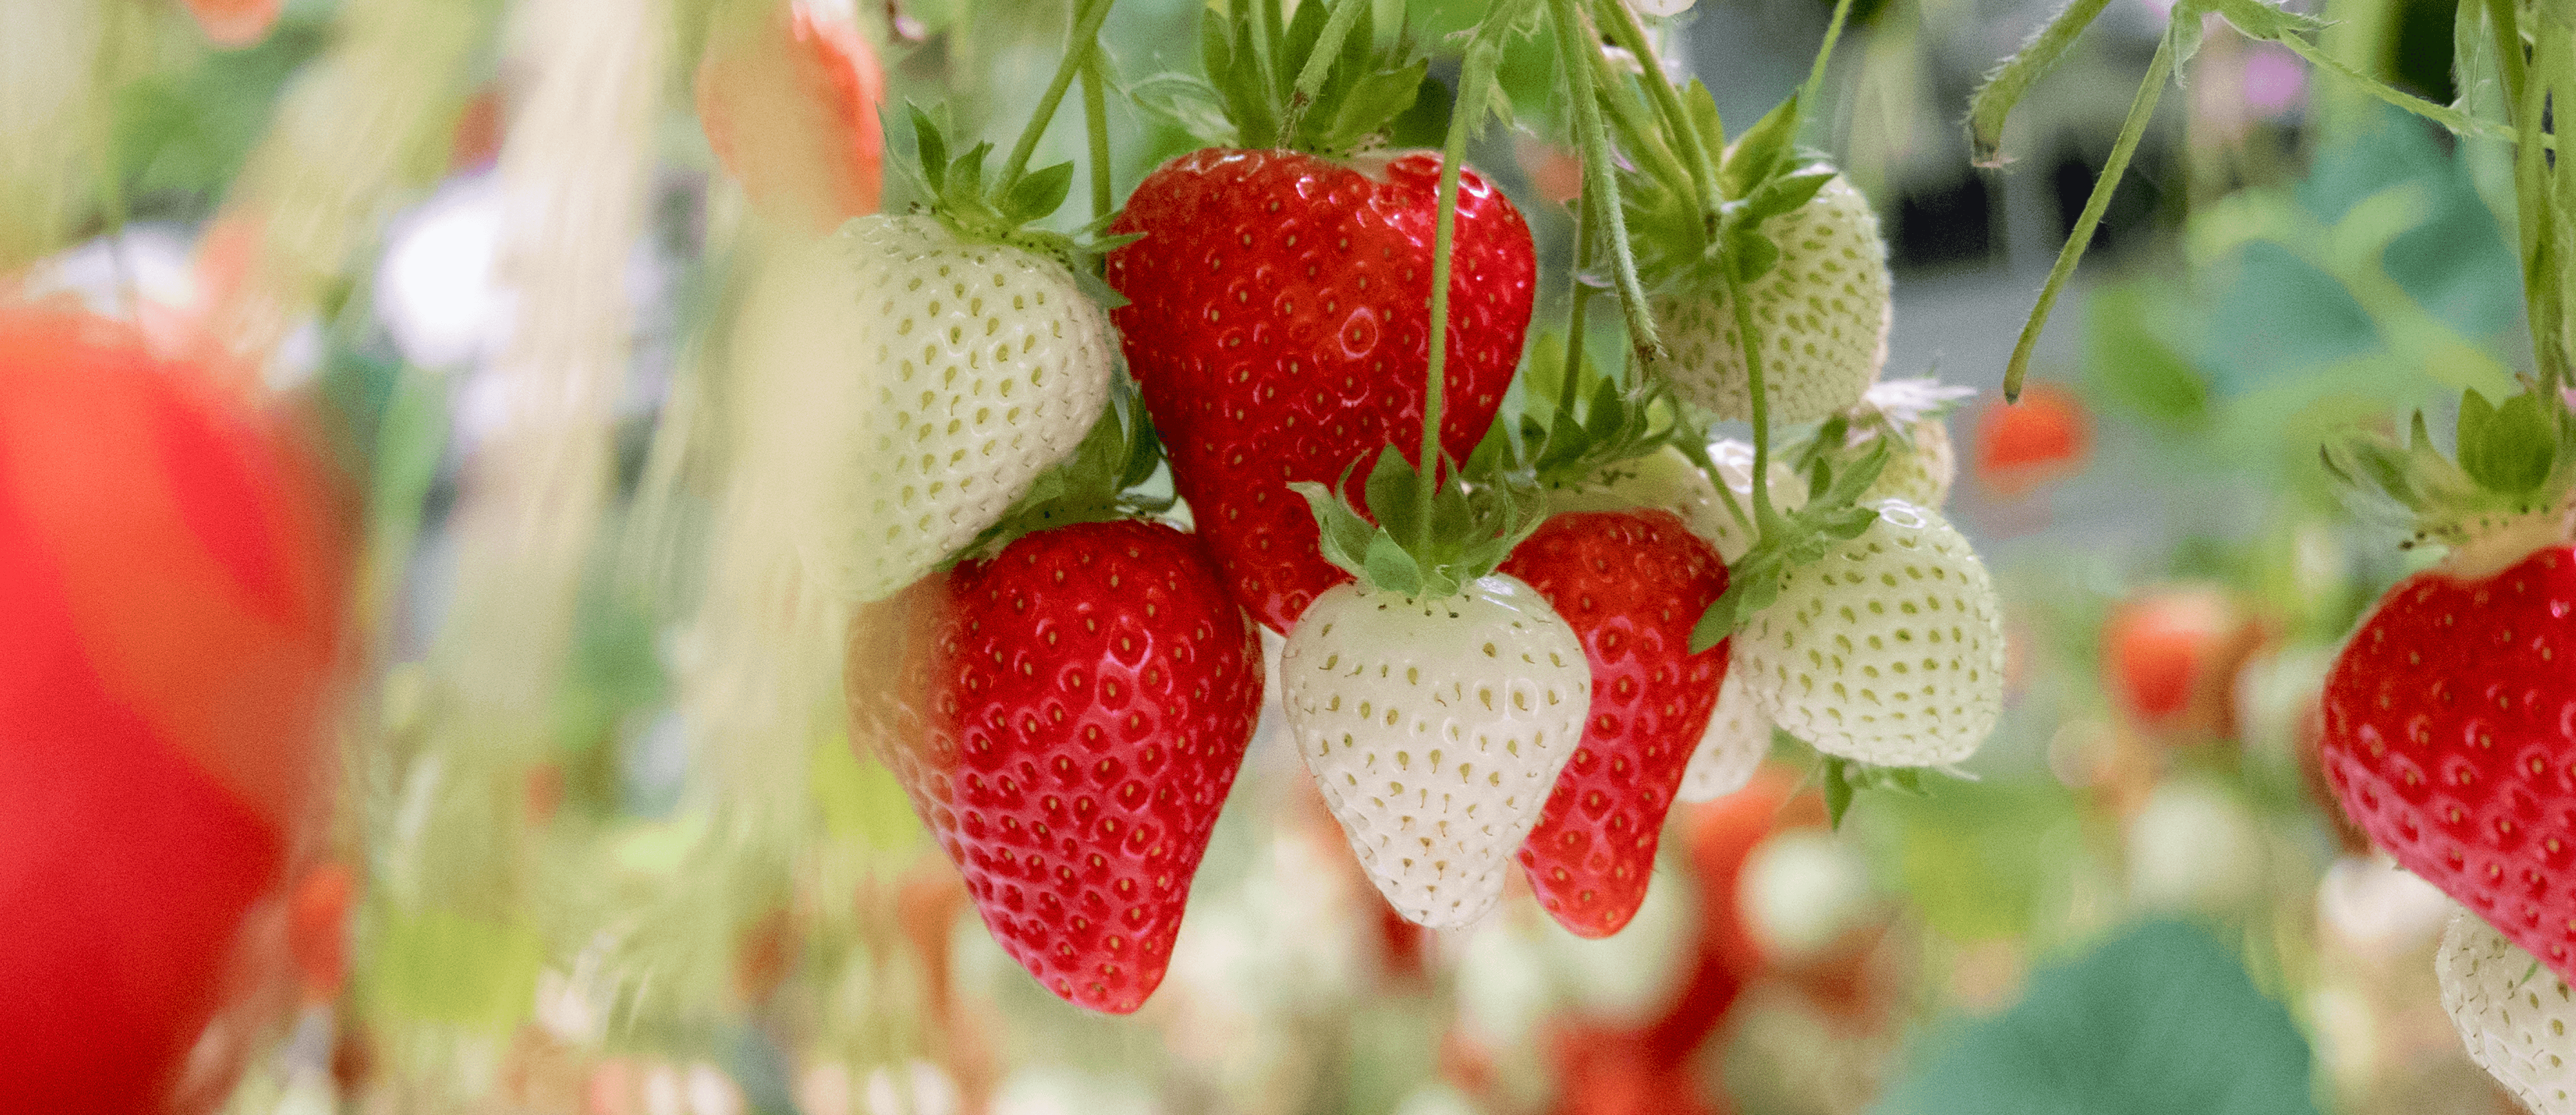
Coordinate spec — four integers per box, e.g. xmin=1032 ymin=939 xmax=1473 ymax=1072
xmin=1794 ymin=377 xmax=1975 ymax=461
xmin=1686 ymin=424 xmax=1894 ymax=654
xmin=1293 ymin=448 xmax=1543 ymax=601
xmin=2321 ymin=387 xmax=2576 ymax=560
xmin=1477 ymin=333 xmax=1694 ymax=491
xmin=1619 ymin=89 xmax=1839 ymax=294
xmin=1817 ymin=747 xmax=1940 ymax=830
xmin=892 ymin=106 xmax=1139 ymax=307
xmin=952 ymin=375 xmax=1171 ymax=565
xmin=1186 ymin=0 xmax=1428 ymax=156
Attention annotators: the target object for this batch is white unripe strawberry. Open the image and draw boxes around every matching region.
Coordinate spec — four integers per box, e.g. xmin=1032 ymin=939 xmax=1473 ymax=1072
xmin=1677 ymin=669 xmax=1768 ymax=803
xmin=1848 ymin=379 xmax=1974 ymax=509
xmin=1653 ymin=175 xmax=1891 ymax=426
xmin=2438 ymin=906 xmax=2576 ymax=1114
xmin=731 ymin=213 xmax=1113 ymax=603
xmin=1280 ymin=576 xmax=1591 ymax=928
xmin=1735 ymin=499 xmax=2004 ymax=767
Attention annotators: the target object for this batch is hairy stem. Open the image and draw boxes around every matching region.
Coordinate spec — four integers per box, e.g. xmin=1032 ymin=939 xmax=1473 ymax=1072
xmin=2003 ymin=29 xmax=2172 ymax=401
xmin=1592 ymin=0 xmax=1717 ymax=204
xmin=1081 ymin=44 xmax=1112 ymax=220
xmin=1419 ymin=24 xmax=1496 ymax=544
xmin=1278 ymin=0 xmax=1368 ymax=144
xmin=1552 ymin=0 xmax=1664 ymax=367
xmin=1560 ymin=187 xmax=1598 ymax=422
xmin=1000 ymin=0 xmax=1118 ymax=191
xmin=1722 ymin=268 xmax=1779 ymax=525
xmin=1798 ymin=0 xmax=1860 ymax=139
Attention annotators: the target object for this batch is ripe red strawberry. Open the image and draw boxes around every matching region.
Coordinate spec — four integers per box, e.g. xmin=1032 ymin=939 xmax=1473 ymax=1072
xmin=2318 ymin=544 xmax=2576 ymax=973
xmin=1107 ymin=150 xmax=1535 ymax=631
xmin=1500 ymin=510 xmax=1730 ymax=938
xmin=1972 ymin=382 xmax=2091 ymax=496
xmin=2318 ymin=389 xmax=2576 ymax=978
xmin=850 ymin=516 xmax=1263 ymax=1012
xmin=0 ymin=307 xmax=347 ymax=1111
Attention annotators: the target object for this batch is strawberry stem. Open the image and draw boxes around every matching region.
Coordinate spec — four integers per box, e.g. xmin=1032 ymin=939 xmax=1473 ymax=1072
xmin=1560 ymin=187 xmax=1598 ymax=423
xmin=1796 ymin=0 xmax=1858 ymax=143
xmin=1591 ymin=0 xmax=1716 ymax=206
xmin=1419 ymin=42 xmax=1488 ymax=544
xmin=1551 ymin=0 xmax=1664 ymax=369
xmin=999 ymin=0 xmax=1118 ymax=194
xmin=1276 ymin=0 xmax=1369 ymax=146
xmin=2001 ymin=28 xmax=2171 ymax=403
xmin=1080 ymin=45 xmax=1112 ymax=220
xmin=1722 ymin=267 xmax=1780 ymax=526
xmin=1582 ymin=41 xmax=1698 ymax=216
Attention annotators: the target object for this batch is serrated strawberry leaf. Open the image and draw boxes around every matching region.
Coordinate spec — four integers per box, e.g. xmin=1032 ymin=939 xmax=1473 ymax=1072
xmin=1721 ymin=94 xmax=1800 ymax=200
xmin=1364 ymin=532 xmax=1424 ymax=596
xmin=1737 ymin=167 xmax=1837 ymax=225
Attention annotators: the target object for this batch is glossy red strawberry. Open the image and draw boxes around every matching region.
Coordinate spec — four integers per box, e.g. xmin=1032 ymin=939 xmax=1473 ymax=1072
xmin=850 ymin=518 xmax=1263 ymax=1012
xmin=0 ymin=308 xmax=346 ymax=1111
xmin=1501 ymin=510 xmax=1729 ymax=938
xmin=2318 ymin=545 xmax=2576 ymax=975
xmin=1105 ymin=148 xmax=1536 ymax=631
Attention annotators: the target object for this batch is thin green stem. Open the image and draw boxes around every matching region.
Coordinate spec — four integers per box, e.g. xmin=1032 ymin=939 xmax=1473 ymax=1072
xmin=1798 ymin=0 xmax=1860 ymax=136
xmin=2489 ymin=0 xmax=2526 ymax=109
xmin=2540 ymin=15 xmax=2576 ymax=397
xmin=1420 ymin=39 xmax=1494 ymax=544
xmin=2002 ymin=30 xmax=2172 ymax=401
xmin=1592 ymin=0 xmax=1717 ymax=203
xmin=1584 ymin=41 xmax=1698 ymax=213
xmin=1000 ymin=0 xmax=1118 ymax=191
xmin=1552 ymin=0 xmax=1664 ymax=365
xmin=1722 ymin=268 xmax=1779 ymax=524
xmin=1080 ymin=45 xmax=1113 ymax=221
xmin=1278 ymin=0 xmax=1368 ymax=143
xmin=1559 ymin=188 xmax=1598 ymax=422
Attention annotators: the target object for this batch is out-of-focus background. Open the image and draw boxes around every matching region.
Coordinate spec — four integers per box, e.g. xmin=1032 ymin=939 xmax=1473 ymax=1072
xmin=0 ymin=0 xmax=2531 ymax=1110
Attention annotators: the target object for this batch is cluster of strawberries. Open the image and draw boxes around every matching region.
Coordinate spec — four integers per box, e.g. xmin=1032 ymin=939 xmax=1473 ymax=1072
xmin=741 ymin=0 xmax=2011 ymax=1016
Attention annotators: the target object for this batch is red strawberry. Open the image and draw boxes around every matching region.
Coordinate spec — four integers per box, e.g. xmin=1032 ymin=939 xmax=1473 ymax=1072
xmin=849 ymin=517 xmax=1263 ymax=1012
xmin=1106 ymin=147 xmax=1536 ymax=631
xmin=1972 ymin=382 xmax=2091 ymax=496
xmin=0 ymin=307 xmax=347 ymax=1111
xmin=2316 ymin=390 xmax=2576 ymax=977
xmin=696 ymin=0 xmax=888 ymax=234
xmin=2318 ymin=544 xmax=2576 ymax=973
xmin=1500 ymin=510 xmax=1730 ymax=938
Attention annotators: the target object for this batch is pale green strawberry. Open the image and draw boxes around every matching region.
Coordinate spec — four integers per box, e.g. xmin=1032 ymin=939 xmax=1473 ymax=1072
xmin=1280 ymin=576 xmax=1591 ymax=929
xmin=1734 ymin=499 xmax=2004 ymax=767
xmin=1677 ymin=669 xmax=1768 ymax=803
xmin=1848 ymin=378 xmax=1975 ymax=508
xmin=1653 ymin=174 xmax=1890 ymax=426
xmin=2439 ymin=906 xmax=2576 ymax=1114
xmin=731 ymin=213 xmax=1114 ymax=602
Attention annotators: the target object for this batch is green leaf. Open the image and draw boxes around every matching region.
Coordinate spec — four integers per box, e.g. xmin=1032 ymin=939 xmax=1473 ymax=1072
xmin=1321 ymin=60 xmax=1429 ymax=150
xmin=1728 ymin=229 xmax=1782 ymax=285
xmin=1721 ymin=95 xmax=1801 ymax=200
xmin=1004 ymin=162 xmax=1076 ymax=222
xmin=1821 ymin=752 xmax=1856 ymax=829
xmin=1126 ymin=73 xmax=1237 ymax=141
xmin=1963 ymin=0 xmax=2117 ymax=167
xmin=2084 ymin=283 xmax=2210 ymax=429
xmin=368 ymin=909 xmax=546 ymax=1029
xmin=1363 ymin=531 xmax=1424 ymax=596
xmin=2459 ymin=390 xmax=2556 ymax=494
xmin=1873 ymin=922 xmax=2320 ymax=1114
xmin=911 ymin=104 xmax=949 ymax=193
xmin=1739 ymin=168 xmax=1837 ymax=224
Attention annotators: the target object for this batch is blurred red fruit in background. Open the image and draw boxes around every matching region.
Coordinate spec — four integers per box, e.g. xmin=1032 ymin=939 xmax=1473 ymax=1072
xmin=286 ymin=862 xmax=355 ymax=1002
xmin=2103 ymin=584 xmax=2268 ymax=741
xmin=696 ymin=0 xmax=888 ymax=234
xmin=1973 ymin=383 xmax=2091 ymax=496
xmin=185 ymin=0 xmax=283 ymax=48
xmin=0 ymin=307 xmax=347 ymax=1113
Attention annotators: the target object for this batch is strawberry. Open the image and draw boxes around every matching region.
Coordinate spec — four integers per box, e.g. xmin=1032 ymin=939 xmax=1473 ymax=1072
xmin=1731 ymin=499 xmax=2006 ymax=767
xmin=1840 ymin=378 xmax=1975 ymax=508
xmin=1972 ymin=382 xmax=2091 ymax=496
xmin=1105 ymin=1 xmax=1536 ymax=632
xmin=185 ymin=0 xmax=283 ymax=46
xmin=1652 ymin=168 xmax=1890 ymax=426
xmin=2104 ymin=584 xmax=2266 ymax=740
xmin=696 ymin=0 xmax=888 ymax=234
xmin=1281 ymin=573 xmax=1589 ymax=928
xmin=847 ymin=391 xmax=1263 ymax=1014
xmin=2317 ymin=390 xmax=2576 ymax=978
xmin=0 ymin=307 xmax=347 ymax=1112
xmin=2438 ymin=906 xmax=2576 ymax=1113
xmin=1498 ymin=510 xmax=1729 ymax=938
xmin=728 ymin=110 xmax=1119 ymax=604
xmin=1677 ymin=670 xmax=1769 ymax=803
